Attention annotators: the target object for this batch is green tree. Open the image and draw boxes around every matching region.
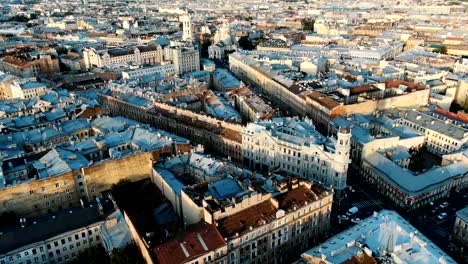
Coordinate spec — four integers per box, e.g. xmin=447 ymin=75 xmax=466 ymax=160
xmin=303 ymin=20 xmax=315 ymax=31
xmin=110 ymin=243 xmax=145 ymax=264
xmin=70 ymin=245 xmax=110 ymax=264
xmin=201 ymin=35 xmax=212 ymax=58
xmin=8 ymin=15 xmax=29 ymax=22
xmin=433 ymin=45 xmax=448 ymax=54
xmin=238 ymin=36 xmax=254 ymax=50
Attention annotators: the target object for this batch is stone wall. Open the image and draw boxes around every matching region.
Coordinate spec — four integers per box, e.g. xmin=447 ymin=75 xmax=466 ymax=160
xmin=0 ymin=171 xmax=81 ymax=217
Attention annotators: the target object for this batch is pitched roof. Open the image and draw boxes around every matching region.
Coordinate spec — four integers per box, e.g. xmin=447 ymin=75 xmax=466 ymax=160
xmin=153 ymin=222 xmax=226 ymax=264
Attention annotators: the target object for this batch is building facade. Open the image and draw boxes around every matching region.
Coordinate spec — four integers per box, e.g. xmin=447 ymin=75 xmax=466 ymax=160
xmin=83 ymin=45 xmax=163 ymax=69
xmin=241 ymin=118 xmax=351 ymax=192
xmin=452 ymin=206 xmax=468 ymax=262
xmin=165 ymin=46 xmax=200 ymax=75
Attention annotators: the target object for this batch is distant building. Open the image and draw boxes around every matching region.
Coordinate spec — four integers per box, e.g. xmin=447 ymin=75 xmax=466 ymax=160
xmin=0 ymin=54 xmax=60 ymax=78
xmin=212 ymin=69 xmax=241 ymax=91
xmin=298 ymin=210 xmax=457 ymax=264
xmin=383 ymin=109 xmax=468 ymax=156
xmin=121 ymin=64 xmax=176 ymax=80
xmin=83 ymin=45 xmax=164 ymax=69
xmin=164 ymin=46 xmax=200 ymax=75
xmin=454 ymin=59 xmax=468 ymax=75
xmin=180 ymin=14 xmax=193 ymax=42
xmin=231 ymin=85 xmax=275 ymax=122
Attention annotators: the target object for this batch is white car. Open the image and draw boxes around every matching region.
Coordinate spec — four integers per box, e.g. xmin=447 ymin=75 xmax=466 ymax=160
xmin=338 ymin=215 xmax=349 ymax=220
xmin=351 ymin=218 xmax=361 ymax=223
xmin=437 ymin=213 xmax=448 ymax=220
xmin=440 ymin=202 xmax=449 ymax=209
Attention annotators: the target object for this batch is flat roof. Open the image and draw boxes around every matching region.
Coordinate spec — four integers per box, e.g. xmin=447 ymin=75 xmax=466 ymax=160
xmin=456 ymin=206 xmax=468 ymax=223
xmin=300 ymin=210 xmax=456 ymax=264
xmin=364 ymin=151 xmax=467 ymax=195
xmin=394 ymin=109 xmax=468 ymax=140
xmin=0 ymin=204 xmax=113 ymax=255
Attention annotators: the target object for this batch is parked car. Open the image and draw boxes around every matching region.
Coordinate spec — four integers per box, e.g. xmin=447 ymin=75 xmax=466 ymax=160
xmin=439 ymin=202 xmax=449 ymax=209
xmin=351 ymin=218 xmax=361 ymax=223
xmin=346 ymin=206 xmax=359 ymax=216
xmin=437 ymin=213 xmax=448 ymax=220
xmin=338 ymin=215 xmax=349 ymax=220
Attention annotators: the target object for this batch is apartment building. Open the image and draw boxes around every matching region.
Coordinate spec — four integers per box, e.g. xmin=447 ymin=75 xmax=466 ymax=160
xmin=242 ymin=118 xmax=351 ymax=192
xmin=0 ymin=54 xmax=60 ymax=78
xmin=121 ymin=63 xmax=176 ymax=79
xmin=151 ymin=158 xmax=334 ymax=264
xmin=0 ymin=206 xmax=108 ymax=264
xmin=361 ymin=148 xmax=467 ymax=210
xmin=231 ymin=86 xmax=275 ymax=122
xmin=83 ymin=45 xmax=164 ymax=69
xmin=385 ymin=109 xmax=468 ymax=156
xmin=0 ymin=117 xmax=191 ymax=217
xmin=452 ymin=206 xmax=468 ymax=262
xmin=164 ymin=46 xmax=200 ymax=75
xmin=298 ymin=210 xmax=456 ymax=264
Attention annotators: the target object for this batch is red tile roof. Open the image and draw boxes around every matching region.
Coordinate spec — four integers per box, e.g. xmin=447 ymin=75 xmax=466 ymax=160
xmin=217 ymin=200 xmax=278 ymax=238
xmin=434 ymin=108 xmax=468 ymax=124
xmin=153 ymin=222 xmax=226 ymax=264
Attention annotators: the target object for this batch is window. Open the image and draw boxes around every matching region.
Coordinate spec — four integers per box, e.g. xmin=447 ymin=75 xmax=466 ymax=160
xmin=54 ymin=242 xmax=58 ymax=247
xmin=61 ymin=239 xmax=65 ymax=245
xmin=75 ymin=234 xmax=79 ymax=240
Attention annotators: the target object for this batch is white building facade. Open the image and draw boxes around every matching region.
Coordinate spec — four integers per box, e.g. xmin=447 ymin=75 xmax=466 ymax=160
xmin=241 ymin=118 xmax=351 ymax=191
xmin=83 ymin=45 xmax=163 ymax=69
